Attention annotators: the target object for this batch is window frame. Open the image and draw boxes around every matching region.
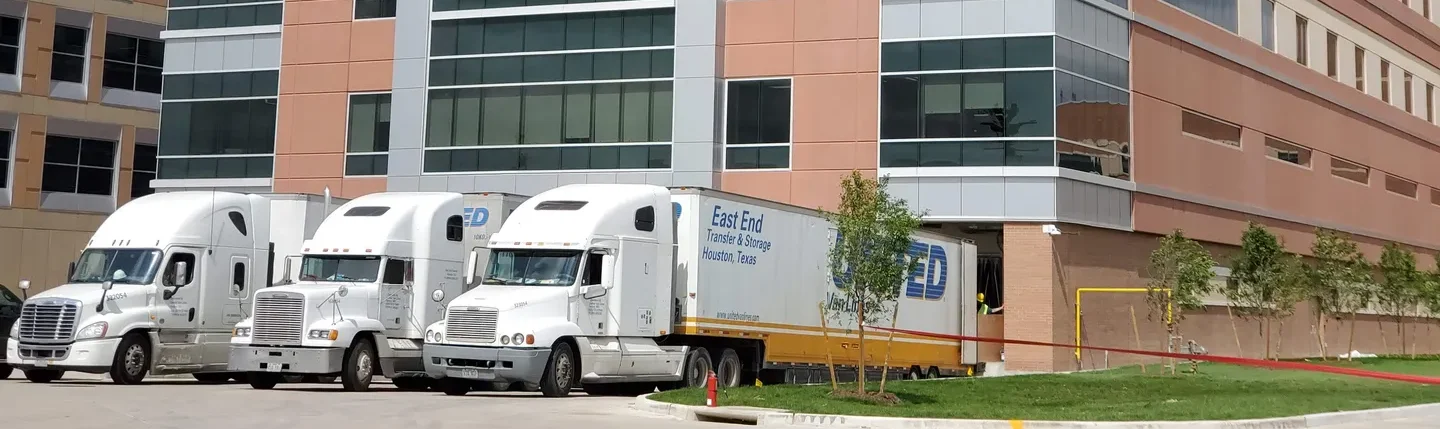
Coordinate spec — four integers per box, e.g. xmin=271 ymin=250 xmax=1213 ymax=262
xmin=1294 ymin=15 xmax=1308 ymax=66
xmin=41 ymin=134 xmax=118 ymax=196
xmin=132 ymin=142 xmax=157 ymax=199
xmin=722 ymin=77 xmax=793 ymax=171
xmin=1261 ymin=136 xmax=1311 ymax=168
xmin=0 ymin=129 xmax=11 ymax=190
xmin=354 ymin=0 xmax=397 ymax=20
xmin=1179 ymin=110 xmax=1242 ymax=149
xmin=344 ymin=92 xmax=393 ymax=177
xmin=50 ymin=24 xmax=89 ymax=84
xmin=0 ymin=14 xmax=22 ymax=76
xmin=101 ymin=32 xmax=164 ymax=94
xmin=1385 ymin=174 xmax=1418 ymax=199
xmin=1329 ymin=156 xmax=1370 ymax=185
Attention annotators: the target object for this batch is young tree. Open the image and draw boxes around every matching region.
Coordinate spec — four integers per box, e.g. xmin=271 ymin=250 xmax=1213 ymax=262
xmin=1307 ymin=228 xmax=1370 ymax=360
xmin=1226 ymin=222 xmax=1302 ymax=360
xmin=1145 ymin=229 xmax=1216 ymax=371
xmin=1377 ymin=243 xmax=1423 ymax=357
xmin=822 ymin=171 xmax=923 ymax=395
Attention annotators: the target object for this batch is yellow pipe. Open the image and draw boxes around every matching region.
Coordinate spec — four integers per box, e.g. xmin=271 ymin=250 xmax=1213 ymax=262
xmin=1074 ymin=287 xmax=1172 ymax=363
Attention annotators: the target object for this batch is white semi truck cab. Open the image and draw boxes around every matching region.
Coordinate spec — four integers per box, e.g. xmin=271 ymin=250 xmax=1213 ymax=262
xmin=228 ymin=192 xmax=515 ymax=392
xmin=424 ymin=184 xmax=688 ymax=396
xmin=4 ymin=191 xmax=320 ymax=384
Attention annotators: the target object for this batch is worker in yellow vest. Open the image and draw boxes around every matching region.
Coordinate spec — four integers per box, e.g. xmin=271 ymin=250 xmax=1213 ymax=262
xmin=978 ymin=293 xmax=1002 ymax=314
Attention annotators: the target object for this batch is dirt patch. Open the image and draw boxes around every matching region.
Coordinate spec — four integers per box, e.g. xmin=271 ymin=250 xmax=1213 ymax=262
xmin=828 ymin=389 xmax=902 ymax=406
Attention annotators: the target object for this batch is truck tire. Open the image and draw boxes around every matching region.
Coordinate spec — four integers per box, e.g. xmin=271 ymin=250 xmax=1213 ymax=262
xmin=24 ymin=369 xmax=63 ymax=383
xmin=0 ymin=364 xmax=12 ymax=379
xmin=192 ymin=373 xmax=232 ymax=383
xmin=682 ymin=347 xmax=712 ymax=388
xmin=714 ymin=348 xmax=742 ymax=388
xmin=341 ymin=337 xmax=379 ymax=392
xmin=908 ymin=366 xmax=923 ymax=380
xmin=927 ymin=366 xmax=940 ymax=379
xmin=110 ymin=333 xmax=150 ymax=385
xmin=539 ymin=341 xmax=576 ymax=397
xmin=248 ymin=372 xmax=281 ymax=389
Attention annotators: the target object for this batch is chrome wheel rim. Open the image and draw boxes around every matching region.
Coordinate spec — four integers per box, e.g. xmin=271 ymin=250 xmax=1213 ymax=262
xmin=356 ymin=351 xmax=373 ymax=380
xmin=124 ymin=344 xmax=145 ymax=376
xmin=555 ymin=353 xmax=573 ymax=390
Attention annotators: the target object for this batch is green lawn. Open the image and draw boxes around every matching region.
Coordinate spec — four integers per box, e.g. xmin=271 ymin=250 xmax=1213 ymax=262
xmin=648 ymin=359 xmax=1440 ymax=421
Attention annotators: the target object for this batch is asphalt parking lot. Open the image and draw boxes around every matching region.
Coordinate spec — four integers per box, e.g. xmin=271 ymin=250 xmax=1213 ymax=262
xmin=0 ymin=373 xmax=720 ymax=429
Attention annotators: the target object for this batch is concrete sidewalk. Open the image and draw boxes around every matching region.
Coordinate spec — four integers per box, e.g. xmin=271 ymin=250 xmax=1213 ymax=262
xmin=633 ymin=394 xmax=1440 ymax=428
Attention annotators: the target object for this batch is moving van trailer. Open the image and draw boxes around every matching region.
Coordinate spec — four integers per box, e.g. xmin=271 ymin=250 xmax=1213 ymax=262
xmin=4 ymin=191 xmax=331 ymax=384
xmin=422 ymin=184 xmax=978 ymax=397
xmin=227 ymin=192 xmax=522 ymax=392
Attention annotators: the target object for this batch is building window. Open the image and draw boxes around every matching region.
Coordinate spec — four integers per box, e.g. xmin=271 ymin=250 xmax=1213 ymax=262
xmin=0 ymin=129 xmax=10 ymax=189
xmin=157 ymin=99 xmax=277 ymax=179
xmin=724 ymin=79 xmax=791 ymax=170
xmin=1294 ymin=15 xmax=1307 ymax=66
xmin=882 ymin=36 xmax=1053 ymax=73
xmin=162 ymin=70 xmax=279 ymax=100
xmin=426 ymin=81 xmax=670 ymax=148
xmin=1325 ymin=32 xmax=1337 ymax=79
xmin=1161 ymin=0 xmax=1238 ymax=33
xmin=1052 ymin=37 xmax=1128 ymax=88
xmin=51 ymin=24 xmax=88 ymax=84
xmin=1430 ymin=188 xmax=1440 ymax=207
xmin=0 ymin=15 xmax=20 ymax=75
xmin=1386 ymin=174 xmax=1418 ymax=198
xmin=1056 ymin=72 xmax=1130 ymax=152
xmin=430 ymin=9 xmax=675 ymax=56
xmin=1404 ymin=72 xmax=1414 ymax=113
xmin=166 ymin=3 xmax=283 ymax=31
xmin=1260 ymin=0 xmax=1275 ymax=51
xmin=881 ymin=71 xmax=1055 ymax=140
xmin=1381 ymin=60 xmax=1391 ymax=103
xmin=42 ymin=135 xmax=115 ymax=196
xmin=102 ymin=33 xmax=164 ymax=94
xmin=882 ymin=141 xmax=1056 ymax=168
xmin=1263 ymin=136 xmax=1310 ymax=167
xmin=1354 ymin=47 xmax=1366 ymax=91
xmin=424 ymin=145 xmax=670 ymax=172
xmin=355 ymin=0 xmax=396 ymax=19
xmin=132 ymin=143 xmax=157 ymax=199
xmin=429 ymin=50 xmax=674 ymax=87
xmin=1330 ymin=157 xmax=1369 ymax=184
xmin=346 ymin=93 xmax=391 ymax=176
xmin=1180 ymin=110 xmax=1240 ymax=147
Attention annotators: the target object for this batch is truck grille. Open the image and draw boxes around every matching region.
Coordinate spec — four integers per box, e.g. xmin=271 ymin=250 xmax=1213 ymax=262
xmin=446 ymin=307 xmax=498 ymax=344
xmin=252 ymin=294 xmax=305 ymax=346
xmin=18 ymin=299 xmax=80 ymax=343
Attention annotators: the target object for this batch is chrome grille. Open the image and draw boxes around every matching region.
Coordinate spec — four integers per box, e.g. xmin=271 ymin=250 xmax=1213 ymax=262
xmin=18 ymin=299 xmax=80 ymax=343
xmin=252 ymin=294 xmax=305 ymax=346
xmin=446 ymin=307 xmax=498 ymax=344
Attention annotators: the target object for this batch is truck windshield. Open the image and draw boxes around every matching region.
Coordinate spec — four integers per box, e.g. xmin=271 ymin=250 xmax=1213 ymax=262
xmin=483 ymin=250 xmax=582 ymax=287
xmin=299 ymin=255 xmax=381 ymax=282
xmin=69 ymin=249 xmax=163 ymax=285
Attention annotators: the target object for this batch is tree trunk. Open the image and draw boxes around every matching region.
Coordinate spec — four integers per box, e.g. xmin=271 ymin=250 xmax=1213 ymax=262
xmin=1380 ymin=318 xmax=1389 ymax=354
xmin=1227 ymin=305 xmax=1243 ymax=359
xmin=878 ymin=301 xmax=900 ymax=395
xmin=1265 ymin=317 xmax=1273 ymax=361
xmin=1398 ymin=316 xmax=1407 ymax=357
xmin=1347 ymin=311 xmax=1358 ymax=361
xmin=817 ymin=302 xmax=839 ymax=391
xmin=1276 ymin=319 xmax=1286 ymax=361
xmin=857 ymin=300 xmax=867 ymax=394
xmin=1315 ymin=311 xmax=1327 ymax=361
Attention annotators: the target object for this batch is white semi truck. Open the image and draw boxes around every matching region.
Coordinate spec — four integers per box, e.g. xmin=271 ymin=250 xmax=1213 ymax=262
xmin=422 ymin=184 xmax=979 ymax=397
xmin=4 ymin=191 xmax=334 ymax=384
xmin=227 ymin=192 xmax=523 ymax=392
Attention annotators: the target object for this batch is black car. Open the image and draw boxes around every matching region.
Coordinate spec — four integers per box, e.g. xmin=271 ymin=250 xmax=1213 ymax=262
xmin=0 ymin=284 xmax=20 ymax=379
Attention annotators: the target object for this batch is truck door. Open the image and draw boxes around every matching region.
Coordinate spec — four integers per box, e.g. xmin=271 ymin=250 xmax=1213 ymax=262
xmin=573 ymin=251 xmax=608 ymax=335
xmin=222 ymin=255 xmax=250 ymax=327
xmin=156 ymin=248 xmax=202 ymax=339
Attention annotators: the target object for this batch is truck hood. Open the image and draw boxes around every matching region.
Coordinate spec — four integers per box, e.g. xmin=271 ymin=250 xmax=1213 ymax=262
xmin=450 ymin=285 xmax=569 ymax=314
xmin=27 ymin=283 xmax=152 ymax=316
xmin=258 ymin=282 xmax=377 ymax=321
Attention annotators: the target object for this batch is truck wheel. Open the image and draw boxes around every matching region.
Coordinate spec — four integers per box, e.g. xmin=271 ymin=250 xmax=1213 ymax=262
xmin=927 ymin=366 xmax=941 ymax=379
xmin=714 ymin=348 xmax=742 ymax=388
xmin=24 ymin=369 xmax=63 ymax=383
xmin=440 ymin=378 xmax=470 ymax=396
xmin=682 ymin=347 xmax=712 ymax=388
xmin=341 ymin=337 xmax=378 ymax=392
xmin=110 ymin=333 xmax=150 ymax=385
xmin=908 ymin=366 xmax=923 ymax=380
xmin=539 ymin=341 xmax=576 ymax=397
xmin=192 ymin=373 xmax=232 ymax=383
xmin=0 ymin=364 xmax=12 ymax=379
xmin=248 ymin=372 xmax=281 ymax=389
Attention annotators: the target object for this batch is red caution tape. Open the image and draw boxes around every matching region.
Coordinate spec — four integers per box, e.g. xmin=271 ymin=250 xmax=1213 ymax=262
xmin=866 ymin=325 xmax=1440 ymax=385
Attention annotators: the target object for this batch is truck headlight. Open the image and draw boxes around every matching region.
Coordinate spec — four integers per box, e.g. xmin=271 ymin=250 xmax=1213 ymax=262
xmin=308 ymin=329 xmax=338 ymax=340
xmin=511 ymin=333 xmax=525 ymax=345
xmin=426 ymin=330 xmax=443 ymax=343
xmin=233 ymin=327 xmax=251 ymax=337
xmin=75 ymin=322 xmax=109 ymax=340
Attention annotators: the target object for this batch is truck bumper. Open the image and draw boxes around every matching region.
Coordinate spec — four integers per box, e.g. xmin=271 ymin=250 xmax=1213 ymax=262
xmin=5 ymin=337 xmax=119 ymax=374
xmin=229 ymin=345 xmax=345 ymax=374
xmin=423 ymin=343 xmax=549 ymax=384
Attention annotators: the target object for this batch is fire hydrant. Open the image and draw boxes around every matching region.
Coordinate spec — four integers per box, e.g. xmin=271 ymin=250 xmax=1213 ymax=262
xmin=705 ymin=371 xmax=719 ymax=407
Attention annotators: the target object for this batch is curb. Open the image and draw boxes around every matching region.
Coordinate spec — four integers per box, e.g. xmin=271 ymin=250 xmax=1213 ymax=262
xmin=632 ymin=395 xmax=1440 ymax=428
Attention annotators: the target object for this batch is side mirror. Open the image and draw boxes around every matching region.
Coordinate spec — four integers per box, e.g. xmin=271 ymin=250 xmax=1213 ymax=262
xmin=18 ymin=279 xmax=29 ymax=300
xmin=281 ymin=256 xmax=294 ymax=284
xmin=175 ymin=261 xmax=189 ymax=286
xmin=582 ymin=285 xmax=608 ymax=300
xmin=431 ymin=289 xmax=445 ymax=303
xmin=18 ymin=280 xmax=29 ymax=290
xmin=230 ymin=283 xmax=243 ymax=297
xmin=102 ymin=281 xmax=113 ymax=291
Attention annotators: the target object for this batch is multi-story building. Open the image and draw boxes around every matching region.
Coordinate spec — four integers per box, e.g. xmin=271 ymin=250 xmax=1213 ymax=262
xmin=141 ymin=0 xmax=1440 ymax=373
xmin=0 ymin=0 xmax=164 ymax=295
